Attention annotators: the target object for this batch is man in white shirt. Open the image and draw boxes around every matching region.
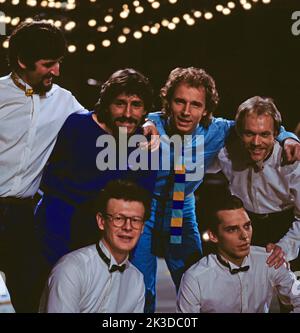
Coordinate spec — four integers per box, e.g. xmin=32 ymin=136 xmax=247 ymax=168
xmin=216 ymin=96 xmax=300 ymax=268
xmin=39 ymin=179 xmax=150 ymax=313
xmin=0 ymin=271 xmax=15 ymax=313
xmin=0 ymin=20 xmax=85 ymax=312
xmin=177 ymin=194 xmax=300 ymax=313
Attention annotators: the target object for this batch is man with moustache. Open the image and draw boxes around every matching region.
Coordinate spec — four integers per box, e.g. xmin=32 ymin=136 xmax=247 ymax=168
xmin=0 ymin=20 xmax=86 ymax=312
xmin=177 ymin=194 xmax=300 ymax=313
xmin=216 ymin=96 xmax=300 ymax=269
xmin=131 ymin=67 xmax=300 ymax=313
xmin=35 ymin=68 xmax=157 ymax=279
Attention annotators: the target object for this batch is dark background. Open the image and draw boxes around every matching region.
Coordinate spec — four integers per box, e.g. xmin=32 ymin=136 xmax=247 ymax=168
xmin=0 ymin=0 xmax=299 ymax=130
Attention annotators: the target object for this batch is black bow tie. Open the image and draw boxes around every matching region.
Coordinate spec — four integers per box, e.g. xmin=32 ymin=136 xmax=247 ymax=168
xmin=96 ymin=243 xmax=126 ymax=273
xmin=217 ymin=254 xmax=249 ymax=275
xmin=110 ymin=264 xmax=126 ymax=273
xmin=230 ymin=266 xmax=250 ymax=274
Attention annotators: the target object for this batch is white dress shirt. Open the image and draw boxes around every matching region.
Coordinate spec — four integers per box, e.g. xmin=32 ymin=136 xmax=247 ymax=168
xmin=214 ymin=142 xmax=300 ymax=261
xmin=177 ymin=246 xmax=300 ymax=313
xmin=39 ymin=241 xmax=145 ymax=313
xmin=0 ymin=271 xmax=15 ymax=313
xmin=0 ymin=74 xmax=85 ymax=198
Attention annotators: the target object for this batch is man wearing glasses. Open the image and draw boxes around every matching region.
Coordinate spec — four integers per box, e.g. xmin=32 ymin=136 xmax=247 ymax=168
xmin=39 ymin=179 xmax=151 ymax=313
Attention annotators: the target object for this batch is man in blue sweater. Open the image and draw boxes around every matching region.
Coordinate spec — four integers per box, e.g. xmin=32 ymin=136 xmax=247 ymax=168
xmin=35 ymin=68 xmax=157 ymax=284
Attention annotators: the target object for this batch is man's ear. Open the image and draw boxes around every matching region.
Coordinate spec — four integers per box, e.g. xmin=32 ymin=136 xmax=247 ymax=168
xmin=140 ymin=223 xmax=144 ymax=234
xmin=17 ymin=58 xmax=27 ymax=70
xmin=208 ymin=230 xmax=219 ymax=244
xmin=96 ymin=212 xmax=105 ymax=231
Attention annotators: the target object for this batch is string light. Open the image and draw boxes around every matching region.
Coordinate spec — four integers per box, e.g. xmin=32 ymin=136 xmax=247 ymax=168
xmin=161 ymin=19 xmax=169 ymax=27
xmin=54 ymin=20 xmax=62 ymax=28
xmin=243 ymin=3 xmax=252 ymax=10
xmin=88 ymin=19 xmax=97 ymax=27
xmin=168 ymin=22 xmax=176 ymax=30
xmin=2 ymin=40 xmax=9 ymax=48
xmin=122 ymin=27 xmax=131 ymax=34
xmin=135 ymin=6 xmax=144 ymax=14
xmin=86 ymin=43 xmax=95 ymax=52
xmin=133 ymin=31 xmax=142 ymax=39
xmin=142 ymin=25 xmax=150 ymax=32
xmin=98 ymin=26 xmax=108 ymax=32
xmin=102 ymin=39 xmax=111 ymax=47
xmin=117 ymin=35 xmax=127 ymax=44
xmin=222 ymin=8 xmax=231 ymax=15
xmin=150 ymin=26 xmax=159 ymax=34
xmin=151 ymin=1 xmax=160 ymax=9
xmin=104 ymin=15 xmax=113 ymax=23
xmin=0 ymin=0 xmax=275 ymax=51
xmin=68 ymin=45 xmax=76 ymax=53
xmin=186 ymin=18 xmax=195 ymax=26
xmin=11 ymin=17 xmax=20 ymax=26
xmin=204 ymin=12 xmax=213 ymax=20
xmin=193 ymin=11 xmax=202 ymax=18
xmin=64 ymin=21 xmax=76 ymax=31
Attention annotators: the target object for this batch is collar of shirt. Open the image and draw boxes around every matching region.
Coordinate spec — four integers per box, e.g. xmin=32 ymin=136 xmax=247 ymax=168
xmin=10 ymin=72 xmax=58 ymax=98
xmin=214 ymin=253 xmax=250 ymax=273
xmin=98 ymin=240 xmax=128 ymax=271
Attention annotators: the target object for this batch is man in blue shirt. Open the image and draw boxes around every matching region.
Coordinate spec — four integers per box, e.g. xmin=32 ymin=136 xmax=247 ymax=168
xmin=130 ymin=67 xmax=300 ymax=313
xmin=35 ymin=68 xmax=157 ymax=287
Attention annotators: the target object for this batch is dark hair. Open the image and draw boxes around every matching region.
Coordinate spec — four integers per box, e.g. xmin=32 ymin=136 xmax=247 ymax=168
xmin=207 ymin=194 xmax=244 ymax=235
xmin=235 ymin=96 xmax=282 ymax=137
xmin=8 ymin=20 xmax=66 ymax=71
xmin=160 ymin=67 xmax=219 ymax=127
xmin=94 ymin=68 xmax=153 ymax=124
xmin=295 ymin=122 xmax=300 ymax=139
xmin=97 ymin=179 xmax=151 ymax=221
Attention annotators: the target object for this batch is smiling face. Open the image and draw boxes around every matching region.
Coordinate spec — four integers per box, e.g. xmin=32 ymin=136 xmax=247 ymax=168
xmin=18 ymin=58 xmax=62 ymax=94
xmin=209 ymin=208 xmax=252 ymax=266
xmin=169 ymin=83 xmax=207 ymax=135
xmin=107 ymin=93 xmax=146 ymax=135
xmin=96 ymin=198 xmax=145 ymax=263
xmin=241 ymin=112 xmax=276 ymax=162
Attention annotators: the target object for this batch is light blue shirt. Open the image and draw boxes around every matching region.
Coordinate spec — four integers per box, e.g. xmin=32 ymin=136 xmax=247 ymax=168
xmin=148 ymin=112 xmax=298 ymax=199
xmin=148 ymin=112 xmax=234 ymax=197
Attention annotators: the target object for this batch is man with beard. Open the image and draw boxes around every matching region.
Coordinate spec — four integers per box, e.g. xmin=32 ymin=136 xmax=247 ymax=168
xmin=0 ymin=20 xmax=86 ymax=312
xmin=34 ymin=68 xmax=157 ymax=285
